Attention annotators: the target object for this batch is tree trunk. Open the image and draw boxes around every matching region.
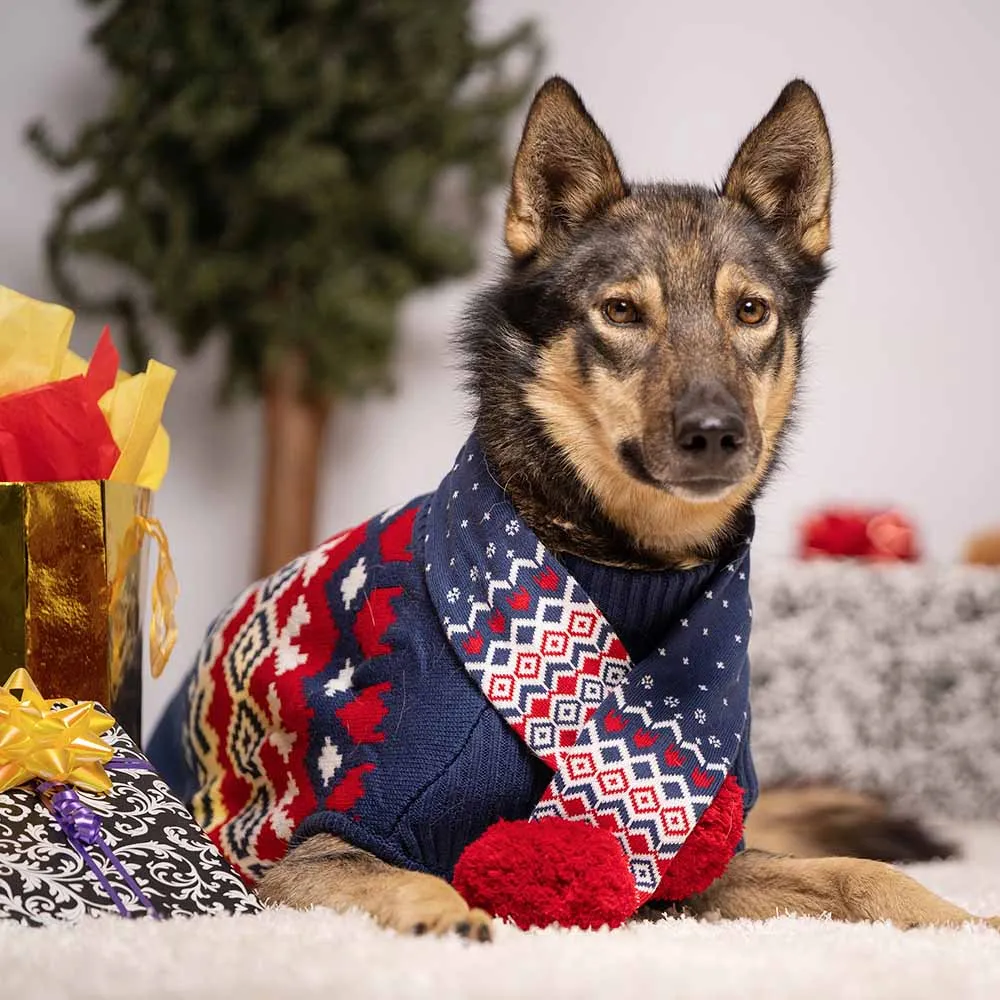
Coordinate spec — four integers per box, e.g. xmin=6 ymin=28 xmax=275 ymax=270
xmin=257 ymin=352 xmax=331 ymax=579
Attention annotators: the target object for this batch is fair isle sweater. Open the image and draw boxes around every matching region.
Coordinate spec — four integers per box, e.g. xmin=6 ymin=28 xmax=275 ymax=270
xmin=149 ymin=436 xmax=758 ymax=895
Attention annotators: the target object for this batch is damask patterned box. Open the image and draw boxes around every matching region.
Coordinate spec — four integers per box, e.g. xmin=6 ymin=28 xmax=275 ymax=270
xmin=0 ymin=718 xmax=262 ymax=927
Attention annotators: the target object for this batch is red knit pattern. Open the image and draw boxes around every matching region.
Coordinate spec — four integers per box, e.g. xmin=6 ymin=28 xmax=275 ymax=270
xmin=453 ymin=817 xmax=636 ymax=930
xmin=335 ymin=682 xmax=392 ymax=744
xmin=651 ymin=774 xmax=745 ymax=902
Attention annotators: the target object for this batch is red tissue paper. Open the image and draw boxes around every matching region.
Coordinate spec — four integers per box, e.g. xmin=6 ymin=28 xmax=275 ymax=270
xmin=0 ymin=328 xmax=121 ymax=482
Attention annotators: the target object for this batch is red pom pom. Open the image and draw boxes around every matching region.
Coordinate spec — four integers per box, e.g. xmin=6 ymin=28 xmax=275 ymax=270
xmin=652 ymin=774 xmax=745 ymax=902
xmin=453 ymin=817 xmax=636 ymax=930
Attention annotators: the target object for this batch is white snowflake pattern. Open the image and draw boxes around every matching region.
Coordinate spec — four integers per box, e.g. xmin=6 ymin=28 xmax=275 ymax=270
xmin=340 ymin=557 xmax=368 ymax=610
xmin=663 ymin=695 xmax=680 ymax=708
xmin=486 ymin=542 xmax=496 ymax=559
xmin=505 ymin=519 xmax=520 ymax=536
xmin=506 ymin=549 xmax=515 ymax=558
xmin=682 ymin=657 xmax=690 ymax=666
xmin=705 ymin=590 xmax=713 ymax=600
xmin=708 ymin=735 xmax=722 ymax=748
xmin=470 ymin=566 xmax=480 ymax=582
xmin=472 ymin=482 xmax=479 ymax=490
xmin=722 ymin=599 xmax=729 ymax=608
xmin=702 ymin=627 xmax=710 ymax=636
xmin=482 ymin=512 xmax=491 ymax=522
xmin=694 ymin=708 xmax=707 ymax=724
xmin=734 ymin=634 xmax=743 ymax=644
xmin=446 ymin=587 xmax=460 ymax=604
xmin=716 ymin=661 xmax=725 ymax=670
xmin=680 ymin=618 xmax=689 ymax=628
xmin=640 ymin=674 xmax=654 ymax=689
xmin=461 ymin=519 xmax=469 ymax=528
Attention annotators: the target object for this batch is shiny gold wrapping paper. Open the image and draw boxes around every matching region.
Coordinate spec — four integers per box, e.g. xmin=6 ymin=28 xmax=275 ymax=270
xmin=0 ymin=482 xmax=152 ymax=738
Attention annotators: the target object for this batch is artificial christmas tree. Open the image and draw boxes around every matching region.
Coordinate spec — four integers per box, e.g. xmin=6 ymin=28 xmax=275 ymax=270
xmin=27 ymin=0 xmax=542 ymax=576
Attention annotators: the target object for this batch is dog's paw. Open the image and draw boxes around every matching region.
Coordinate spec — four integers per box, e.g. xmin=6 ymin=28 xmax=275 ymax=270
xmin=409 ymin=907 xmax=494 ymax=942
xmin=379 ymin=871 xmax=493 ymax=941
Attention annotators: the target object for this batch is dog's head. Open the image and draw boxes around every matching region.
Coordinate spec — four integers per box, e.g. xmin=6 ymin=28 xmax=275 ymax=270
xmin=466 ymin=78 xmax=832 ymax=563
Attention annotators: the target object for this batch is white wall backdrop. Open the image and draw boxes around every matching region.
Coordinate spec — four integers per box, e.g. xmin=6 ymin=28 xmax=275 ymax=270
xmin=1 ymin=0 xmax=997 ymax=738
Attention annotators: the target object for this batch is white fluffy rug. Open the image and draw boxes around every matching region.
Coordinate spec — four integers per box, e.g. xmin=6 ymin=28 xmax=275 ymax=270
xmin=3 ymin=824 xmax=1000 ymax=1000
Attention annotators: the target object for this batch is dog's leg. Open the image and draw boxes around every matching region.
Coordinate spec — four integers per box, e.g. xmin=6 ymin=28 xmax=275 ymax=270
xmin=257 ymin=833 xmax=493 ymax=940
xmin=682 ymin=850 xmax=1000 ymax=930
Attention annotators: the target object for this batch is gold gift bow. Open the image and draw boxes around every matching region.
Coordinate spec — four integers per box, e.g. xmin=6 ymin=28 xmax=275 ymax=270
xmin=0 ymin=668 xmax=115 ymax=795
xmin=109 ymin=516 xmax=178 ymax=679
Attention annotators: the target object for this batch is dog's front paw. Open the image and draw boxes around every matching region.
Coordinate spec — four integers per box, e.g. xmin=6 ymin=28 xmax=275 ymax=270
xmin=408 ymin=906 xmax=494 ymax=942
xmin=381 ymin=870 xmax=493 ymax=941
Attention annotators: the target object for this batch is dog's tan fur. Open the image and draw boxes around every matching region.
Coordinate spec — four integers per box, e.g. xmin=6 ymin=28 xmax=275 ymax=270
xmin=256 ymin=79 xmax=998 ymax=937
xmin=257 ymin=833 xmax=493 ymax=939
xmin=684 ymin=851 xmax=999 ymax=930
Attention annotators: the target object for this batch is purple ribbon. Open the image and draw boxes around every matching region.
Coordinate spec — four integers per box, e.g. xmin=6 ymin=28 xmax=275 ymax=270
xmin=39 ymin=756 xmax=163 ymax=920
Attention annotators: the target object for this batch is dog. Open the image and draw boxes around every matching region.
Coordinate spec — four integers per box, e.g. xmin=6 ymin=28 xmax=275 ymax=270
xmin=152 ymin=76 xmax=995 ymax=939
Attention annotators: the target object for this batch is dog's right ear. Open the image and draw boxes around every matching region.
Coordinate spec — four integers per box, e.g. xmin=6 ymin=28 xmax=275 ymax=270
xmin=505 ymin=78 xmax=626 ymax=259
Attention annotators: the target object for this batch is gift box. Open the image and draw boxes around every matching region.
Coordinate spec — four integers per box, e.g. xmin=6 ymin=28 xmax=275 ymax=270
xmin=0 ymin=670 xmax=262 ymax=926
xmin=0 ymin=286 xmax=178 ymax=740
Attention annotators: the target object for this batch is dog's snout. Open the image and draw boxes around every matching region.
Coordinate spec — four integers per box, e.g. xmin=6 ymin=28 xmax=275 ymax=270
xmin=673 ymin=383 xmax=746 ymax=468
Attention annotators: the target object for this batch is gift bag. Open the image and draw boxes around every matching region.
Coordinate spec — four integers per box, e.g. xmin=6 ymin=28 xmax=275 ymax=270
xmin=0 ymin=286 xmax=177 ymax=740
xmin=0 ymin=669 xmax=262 ymax=926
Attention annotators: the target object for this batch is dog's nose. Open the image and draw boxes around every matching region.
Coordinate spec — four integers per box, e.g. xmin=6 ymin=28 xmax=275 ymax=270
xmin=673 ymin=383 xmax=746 ymax=467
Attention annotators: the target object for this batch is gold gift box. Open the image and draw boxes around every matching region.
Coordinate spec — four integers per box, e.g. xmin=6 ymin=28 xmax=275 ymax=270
xmin=0 ymin=481 xmax=155 ymax=739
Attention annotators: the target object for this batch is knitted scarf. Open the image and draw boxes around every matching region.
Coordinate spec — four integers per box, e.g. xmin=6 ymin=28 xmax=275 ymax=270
xmin=425 ymin=437 xmax=752 ymax=904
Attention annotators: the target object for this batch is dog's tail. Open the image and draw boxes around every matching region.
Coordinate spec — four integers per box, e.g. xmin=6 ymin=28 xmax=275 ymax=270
xmin=745 ymin=786 xmax=957 ymax=862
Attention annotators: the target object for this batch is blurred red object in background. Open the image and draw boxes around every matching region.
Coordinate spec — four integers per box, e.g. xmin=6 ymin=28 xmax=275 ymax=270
xmin=799 ymin=507 xmax=919 ymax=561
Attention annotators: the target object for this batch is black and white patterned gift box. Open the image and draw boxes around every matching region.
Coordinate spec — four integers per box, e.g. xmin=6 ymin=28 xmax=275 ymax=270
xmin=0 ymin=720 xmax=262 ymax=927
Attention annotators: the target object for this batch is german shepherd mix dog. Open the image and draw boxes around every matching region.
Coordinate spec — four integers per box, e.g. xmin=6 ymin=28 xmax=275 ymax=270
xmin=160 ymin=78 xmax=997 ymax=939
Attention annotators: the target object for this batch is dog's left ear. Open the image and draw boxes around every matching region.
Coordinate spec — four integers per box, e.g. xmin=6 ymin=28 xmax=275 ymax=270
xmin=724 ymin=80 xmax=833 ymax=259
xmin=505 ymin=77 xmax=626 ymax=259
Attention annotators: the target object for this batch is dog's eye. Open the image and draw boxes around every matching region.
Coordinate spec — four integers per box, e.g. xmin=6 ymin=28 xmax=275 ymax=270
xmin=736 ymin=298 xmax=769 ymax=325
xmin=602 ymin=298 xmax=641 ymax=325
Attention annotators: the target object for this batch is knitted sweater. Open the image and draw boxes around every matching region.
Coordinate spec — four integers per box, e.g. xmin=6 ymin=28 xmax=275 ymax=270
xmin=150 ymin=436 xmax=758 ymax=890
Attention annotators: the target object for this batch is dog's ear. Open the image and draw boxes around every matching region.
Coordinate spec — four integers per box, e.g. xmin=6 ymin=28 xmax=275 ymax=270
xmin=505 ymin=77 xmax=626 ymax=259
xmin=724 ymin=80 xmax=833 ymax=259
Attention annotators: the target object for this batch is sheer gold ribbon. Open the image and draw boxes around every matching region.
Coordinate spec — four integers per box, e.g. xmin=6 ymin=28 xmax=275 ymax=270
xmin=109 ymin=516 xmax=178 ymax=680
